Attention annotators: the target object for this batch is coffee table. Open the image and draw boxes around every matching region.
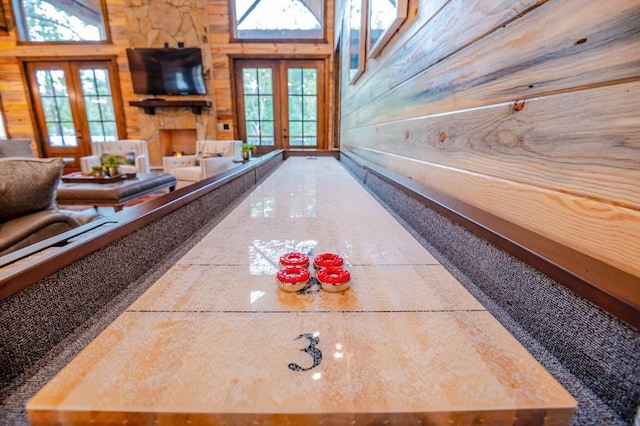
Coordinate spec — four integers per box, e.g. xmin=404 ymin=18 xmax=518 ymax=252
xmin=56 ymin=172 xmax=177 ymax=212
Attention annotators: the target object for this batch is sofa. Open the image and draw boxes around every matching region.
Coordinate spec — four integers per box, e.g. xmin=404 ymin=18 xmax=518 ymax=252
xmin=0 ymin=157 xmax=100 ymax=256
xmin=0 ymin=138 xmax=35 ymax=158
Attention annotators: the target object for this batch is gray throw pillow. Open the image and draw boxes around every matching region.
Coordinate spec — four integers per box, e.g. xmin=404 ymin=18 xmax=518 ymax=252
xmin=0 ymin=157 xmax=64 ymax=222
xmin=0 ymin=139 xmax=33 ymax=157
xmin=195 ymin=151 xmax=223 ymax=166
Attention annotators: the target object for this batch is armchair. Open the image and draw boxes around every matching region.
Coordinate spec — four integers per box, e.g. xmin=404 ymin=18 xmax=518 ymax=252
xmin=163 ymin=140 xmax=243 ymax=187
xmin=80 ymin=140 xmax=150 ymax=174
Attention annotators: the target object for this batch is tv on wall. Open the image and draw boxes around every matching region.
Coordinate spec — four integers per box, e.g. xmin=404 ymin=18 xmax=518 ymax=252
xmin=126 ymin=47 xmax=207 ymax=96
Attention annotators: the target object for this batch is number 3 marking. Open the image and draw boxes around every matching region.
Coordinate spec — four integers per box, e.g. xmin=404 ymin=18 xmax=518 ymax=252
xmin=288 ymin=333 xmax=322 ymax=371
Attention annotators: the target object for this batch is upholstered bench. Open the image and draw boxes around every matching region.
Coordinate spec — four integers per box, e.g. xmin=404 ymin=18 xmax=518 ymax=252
xmin=56 ymin=173 xmax=177 ymax=212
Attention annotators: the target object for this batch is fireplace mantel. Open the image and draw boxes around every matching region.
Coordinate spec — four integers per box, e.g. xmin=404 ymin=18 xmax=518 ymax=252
xmin=129 ymin=99 xmax=212 ymax=115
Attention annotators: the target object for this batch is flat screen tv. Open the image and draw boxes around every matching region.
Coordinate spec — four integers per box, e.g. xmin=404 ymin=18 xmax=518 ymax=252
xmin=126 ymin=47 xmax=207 ymax=96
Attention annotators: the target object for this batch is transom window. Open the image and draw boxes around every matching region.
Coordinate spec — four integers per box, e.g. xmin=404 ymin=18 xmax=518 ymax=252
xmin=11 ymin=0 xmax=108 ymax=42
xmin=231 ymin=0 xmax=323 ymax=40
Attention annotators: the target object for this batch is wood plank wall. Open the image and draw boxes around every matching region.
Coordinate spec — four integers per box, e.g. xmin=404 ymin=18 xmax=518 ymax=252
xmin=338 ymin=0 xmax=640 ymax=280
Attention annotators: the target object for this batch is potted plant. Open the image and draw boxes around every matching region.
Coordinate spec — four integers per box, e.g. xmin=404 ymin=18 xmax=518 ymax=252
xmin=91 ymin=165 xmax=105 ymax=178
xmin=241 ymin=143 xmax=256 ymax=161
xmin=102 ymin=155 xmax=122 ymax=177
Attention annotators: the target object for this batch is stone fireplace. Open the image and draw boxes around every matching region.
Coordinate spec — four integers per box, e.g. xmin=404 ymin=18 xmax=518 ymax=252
xmin=161 ymin=129 xmax=198 ymax=156
xmin=125 ymin=0 xmax=217 ymax=168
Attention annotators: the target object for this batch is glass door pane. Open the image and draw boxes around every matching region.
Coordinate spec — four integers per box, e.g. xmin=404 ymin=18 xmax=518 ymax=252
xmin=79 ymin=67 xmax=118 ymax=143
xmin=242 ymin=67 xmax=275 ymax=147
xmin=287 ymin=67 xmax=317 ymax=147
xmin=36 ymin=68 xmax=77 ymax=148
xmin=26 ymin=59 xmax=125 ymax=171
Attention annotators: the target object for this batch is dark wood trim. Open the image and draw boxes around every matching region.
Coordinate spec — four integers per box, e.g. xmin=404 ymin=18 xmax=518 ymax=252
xmin=341 ymin=150 xmax=640 ymax=330
xmin=129 ymin=99 xmax=212 ymax=115
xmin=0 ymin=150 xmax=284 ymax=300
xmin=0 ymin=0 xmax=8 ymax=33
xmin=283 ymin=149 xmax=339 ymax=159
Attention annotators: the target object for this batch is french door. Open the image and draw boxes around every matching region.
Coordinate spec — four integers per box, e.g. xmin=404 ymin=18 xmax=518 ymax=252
xmin=235 ymin=59 xmax=326 ymax=154
xmin=25 ymin=59 xmax=125 ymax=171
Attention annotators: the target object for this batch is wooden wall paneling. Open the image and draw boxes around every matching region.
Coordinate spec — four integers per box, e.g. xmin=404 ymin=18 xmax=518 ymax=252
xmin=343 ymin=0 xmax=539 ymax=112
xmin=0 ymin=6 xmax=32 ymax=141
xmin=342 ymin=0 xmax=640 ymax=129
xmin=0 ymin=60 xmax=30 ymax=138
xmin=108 ymin=0 xmax=136 ymax=140
xmin=344 ymin=82 xmax=640 ymax=209
xmin=346 ymin=145 xmax=640 ymax=278
xmin=211 ymin=54 xmax=232 ymax=118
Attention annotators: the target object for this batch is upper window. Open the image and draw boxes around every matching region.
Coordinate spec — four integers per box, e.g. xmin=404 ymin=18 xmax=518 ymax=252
xmin=11 ymin=0 xmax=109 ymax=42
xmin=231 ymin=0 xmax=324 ymax=41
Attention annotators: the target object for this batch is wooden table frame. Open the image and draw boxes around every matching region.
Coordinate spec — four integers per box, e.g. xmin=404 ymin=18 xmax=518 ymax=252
xmin=56 ymin=173 xmax=177 ymax=211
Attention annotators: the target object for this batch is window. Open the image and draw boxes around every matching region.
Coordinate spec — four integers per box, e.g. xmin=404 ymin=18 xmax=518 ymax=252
xmin=287 ymin=67 xmax=318 ymax=147
xmin=368 ymin=0 xmax=407 ymax=57
xmin=348 ymin=0 xmax=366 ymax=83
xmin=11 ymin=0 xmax=109 ymax=42
xmin=231 ymin=0 xmax=324 ymax=40
xmin=242 ymin=67 xmax=275 ymax=147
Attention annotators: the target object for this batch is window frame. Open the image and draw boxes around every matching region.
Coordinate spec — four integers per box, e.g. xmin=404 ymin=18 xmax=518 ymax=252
xmin=11 ymin=0 xmax=112 ymax=45
xmin=0 ymin=1 xmax=9 ymax=34
xmin=228 ymin=0 xmax=327 ymax=43
xmin=348 ymin=0 xmax=367 ymax=85
xmin=0 ymin=94 xmax=7 ymax=139
xmin=367 ymin=0 xmax=407 ymax=58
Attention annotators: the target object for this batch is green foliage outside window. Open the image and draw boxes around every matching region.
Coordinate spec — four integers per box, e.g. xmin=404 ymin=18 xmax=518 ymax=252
xmin=12 ymin=0 xmax=107 ymax=42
